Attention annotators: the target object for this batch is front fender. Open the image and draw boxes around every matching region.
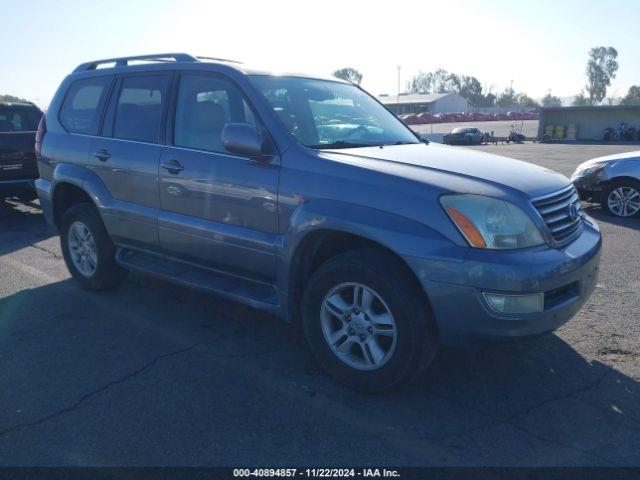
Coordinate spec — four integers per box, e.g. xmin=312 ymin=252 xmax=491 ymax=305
xmin=284 ymin=199 xmax=464 ymax=262
xmin=606 ymin=159 xmax=640 ymax=181
xmin=277 ymin=199 xmax=466 ymax=321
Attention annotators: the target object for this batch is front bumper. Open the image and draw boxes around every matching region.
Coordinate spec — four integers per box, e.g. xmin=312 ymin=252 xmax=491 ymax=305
xmin=405 ymin=219 xmax=602 ymax=346
xmin=572 ymin=168 xmax=610 ymax=203
xmin=576 ymin=187 xmax=602 ymax=203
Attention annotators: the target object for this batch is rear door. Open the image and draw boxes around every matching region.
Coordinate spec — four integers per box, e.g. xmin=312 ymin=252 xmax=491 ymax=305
xmin=89 ymin=73 xmax=171 ymax=250
xmin=158 ymin=72 xmax=280 ymax=281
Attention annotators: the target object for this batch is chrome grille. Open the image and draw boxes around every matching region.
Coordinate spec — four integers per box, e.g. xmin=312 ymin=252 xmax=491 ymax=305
xmin=532 ymin=185 xmax=584 ymax=246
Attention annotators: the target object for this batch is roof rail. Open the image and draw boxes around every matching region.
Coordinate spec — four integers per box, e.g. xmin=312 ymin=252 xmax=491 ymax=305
xmin=196 ymin=56 xmax=242 ymax=64
xmin=73 ymin=53 xmax=198 ymax=72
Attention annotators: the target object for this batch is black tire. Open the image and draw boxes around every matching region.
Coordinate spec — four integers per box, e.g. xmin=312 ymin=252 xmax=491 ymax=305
xmin=600 ymin=178 xmax=640 ymax=218
xmin=302 ymin=250 xmax=438 ymax=391
xmin=60 ymin=203 xmax=127 ymax=290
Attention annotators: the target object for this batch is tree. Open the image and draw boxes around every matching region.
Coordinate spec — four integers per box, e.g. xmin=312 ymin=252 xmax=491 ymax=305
xmin=541 ymin=92 xmax=562 ymax=107
xmin=518 ymin=94 xmax=540 ymax=108
xmin=408 ymin=71 xmax=432 ymax=94
xmin=408 ymin=69 xmax=457 ymax=94
xmin=572 ymin=91 xmax=590 ymax=106
xmin=0 ymin=94 xmax=30 ymax=103
xmin=449 ymin=74 xmax=484 ymax=106
xmin=408 ymin=70 xmax=495 ymax=106
xmin=480 ymin=90 xmax=496 ymax=108
xmin=431 ymin=69 xmax=454 ymax=92
xmin=496 ymin=87 xmax=518 ymax=107
xmin=621 ymin=85 xmax=640 ymax=105
xmin=332 ymin=67 xmax=363 ymax=85
xmin=585 ymin=46 xmax=619 ymax=105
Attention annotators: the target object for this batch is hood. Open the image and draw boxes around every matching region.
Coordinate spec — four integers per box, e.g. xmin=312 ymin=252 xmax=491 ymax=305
xmin=320 ymin=142 xmax=569 ymax=198
xmin=576 ymin=149 xmax=640 ymax=170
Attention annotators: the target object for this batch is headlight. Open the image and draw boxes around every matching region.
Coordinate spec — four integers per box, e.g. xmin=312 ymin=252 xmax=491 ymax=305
xmin=440 ymin=194 xmax=544 ymax=249
xmin=573 ymin=162 xmax=606 ymax=179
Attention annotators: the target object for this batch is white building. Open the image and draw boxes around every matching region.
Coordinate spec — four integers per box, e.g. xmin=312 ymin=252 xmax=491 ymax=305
xmin=377 ymin=92 xmax=471 ymax=115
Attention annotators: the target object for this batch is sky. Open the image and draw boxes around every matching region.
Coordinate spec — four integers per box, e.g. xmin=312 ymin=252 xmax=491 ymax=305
xmin=1 ymin=0 xmax=639 ymax=109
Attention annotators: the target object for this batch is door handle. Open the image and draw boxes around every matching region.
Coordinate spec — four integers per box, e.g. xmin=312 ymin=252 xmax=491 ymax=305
xmin=160 ymin=159 xmax=184 ymax=174
xmin=93 ymin=149 xmax=111 ymax=161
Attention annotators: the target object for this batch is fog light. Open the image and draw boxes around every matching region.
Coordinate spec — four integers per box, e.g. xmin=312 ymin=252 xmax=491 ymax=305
xmin=482 ymin=292 xmax=544 ymax=315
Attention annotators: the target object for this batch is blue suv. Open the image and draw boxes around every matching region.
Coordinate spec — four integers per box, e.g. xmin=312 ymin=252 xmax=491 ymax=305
xmin=36 ymin=54 xmax=602 ymax=390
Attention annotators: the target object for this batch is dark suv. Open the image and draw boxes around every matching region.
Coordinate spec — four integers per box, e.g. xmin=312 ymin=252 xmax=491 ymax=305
xmin=36 ymin=54 xmax=601 ymax=390
xmin=0 ymin=101 xmax=44 ymax=200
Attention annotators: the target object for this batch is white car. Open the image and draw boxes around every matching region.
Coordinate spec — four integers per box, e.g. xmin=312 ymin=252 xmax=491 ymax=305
xmin=572 ymin=150 xmax=640 ymax=218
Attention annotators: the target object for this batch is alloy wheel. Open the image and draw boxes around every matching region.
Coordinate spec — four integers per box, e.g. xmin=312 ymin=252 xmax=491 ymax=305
xmin=608 ymin=186 xmax=640 ymax=217
xmin=320 ymin=282 xmax=397 ymax=371
xmin=67 ymin=221 xmax=98 ymax=276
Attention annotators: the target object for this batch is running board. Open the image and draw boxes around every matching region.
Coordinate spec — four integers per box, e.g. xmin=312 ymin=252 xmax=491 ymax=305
xmin=116 ymin=248 xmax=278 ymax=312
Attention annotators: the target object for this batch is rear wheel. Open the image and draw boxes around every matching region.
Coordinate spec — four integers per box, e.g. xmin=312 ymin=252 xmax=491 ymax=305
xmin=302 ymin=250 xmax=438 ymax=391
xmin=601 ymin=179 xmax=640 ymax=218
xmin=60 ymin=203 xmax=127 ymax=290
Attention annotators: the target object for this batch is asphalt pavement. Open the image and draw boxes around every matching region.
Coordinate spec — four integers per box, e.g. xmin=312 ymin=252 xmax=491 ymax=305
xmin=1 ymin=143 xmax=639 ymax=467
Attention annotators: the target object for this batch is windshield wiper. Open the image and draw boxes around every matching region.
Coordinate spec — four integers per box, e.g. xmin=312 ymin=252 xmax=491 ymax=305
xmin=392 ymin=140 xmax=420 ymax=145
xmin=309 ymin=141 xmax=383 ymax=150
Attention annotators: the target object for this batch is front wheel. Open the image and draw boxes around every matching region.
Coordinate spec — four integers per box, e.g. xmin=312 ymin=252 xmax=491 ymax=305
xmin=601 ymin=179 xmax=640 ymax=218
xmin=302 ymin=250 xmax=438 ymax=391
xmin=60 ymin=203 xmax=127 ymax=290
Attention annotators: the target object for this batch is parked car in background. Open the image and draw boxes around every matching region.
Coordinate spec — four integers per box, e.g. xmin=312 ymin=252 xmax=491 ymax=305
xmin=443 ymin=127 xmax=484 ymax=145
xmin=36 ymin=53 xmax=601 ymax=391
xmin=0 ymin=101 xmax=44 ymax=201
xmin=572 ymin=150 xmax=640 ymax=218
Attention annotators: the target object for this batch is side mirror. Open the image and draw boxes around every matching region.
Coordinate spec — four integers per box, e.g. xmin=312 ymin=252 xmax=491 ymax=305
xmin=222 ymin=123 xmax=264 ymax=158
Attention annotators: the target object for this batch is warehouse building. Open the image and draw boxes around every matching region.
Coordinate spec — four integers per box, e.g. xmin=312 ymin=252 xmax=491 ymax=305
xmin=378 ymin=92 xmax=471 ymax=115
xmin=539 ymin=105 xmax=640 ymax=141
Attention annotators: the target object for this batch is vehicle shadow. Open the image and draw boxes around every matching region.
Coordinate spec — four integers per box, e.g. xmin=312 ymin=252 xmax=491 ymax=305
xmin=0 ymin=197 xmax=54 ymax=256
xmin=583 ymin=203 xmax=640 ymax=232
xmin=334 ymin=334 xmax=640 ymax=465
xmin=1 ymin=272 xmax=638 ymax=466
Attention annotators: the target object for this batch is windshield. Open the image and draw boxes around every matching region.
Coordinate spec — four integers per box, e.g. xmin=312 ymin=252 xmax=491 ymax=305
xmin=250 ymin=75 xmax=419 ymax=149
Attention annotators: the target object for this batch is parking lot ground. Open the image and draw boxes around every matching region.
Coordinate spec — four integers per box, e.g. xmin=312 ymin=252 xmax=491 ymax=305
xmin=1 ymin=143 xmax=640 ymax=467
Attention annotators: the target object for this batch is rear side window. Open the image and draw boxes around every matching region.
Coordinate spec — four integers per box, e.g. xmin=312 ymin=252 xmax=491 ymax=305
xmin=113 ymin=75 xmax=169 ymax=143
xmin=59 ymin=76 xmax=112 ymax=135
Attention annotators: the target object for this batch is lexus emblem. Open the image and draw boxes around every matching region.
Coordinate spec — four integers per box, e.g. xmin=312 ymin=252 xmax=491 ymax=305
xmin=569 ymin=202 xmax=581 ymax=220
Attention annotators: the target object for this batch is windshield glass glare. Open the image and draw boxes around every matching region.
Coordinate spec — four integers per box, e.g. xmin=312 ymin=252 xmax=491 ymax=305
xmin=250 ymin=75 xmax=419 ymax=149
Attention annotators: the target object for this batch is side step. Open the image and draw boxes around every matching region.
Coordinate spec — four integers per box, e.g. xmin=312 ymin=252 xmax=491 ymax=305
xmin=116 ymin=248 xmax=278 ymax=312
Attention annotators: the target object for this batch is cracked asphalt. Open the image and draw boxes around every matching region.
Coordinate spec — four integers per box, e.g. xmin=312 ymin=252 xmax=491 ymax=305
xmin=1 ymin=143 xmax=639 ymax=467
